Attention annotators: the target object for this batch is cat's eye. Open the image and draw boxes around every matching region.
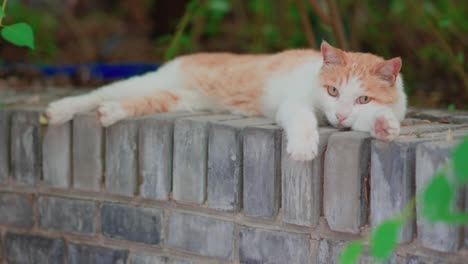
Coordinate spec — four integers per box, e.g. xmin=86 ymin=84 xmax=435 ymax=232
xmin=357 ymin=96 xmax=372 ymax=104
xmin=327 ymin=86 xmax=339 ymax=97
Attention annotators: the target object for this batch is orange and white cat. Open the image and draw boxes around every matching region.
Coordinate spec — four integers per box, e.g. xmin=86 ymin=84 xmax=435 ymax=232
xmin=46 ymin=41 xmax=406 ymax=161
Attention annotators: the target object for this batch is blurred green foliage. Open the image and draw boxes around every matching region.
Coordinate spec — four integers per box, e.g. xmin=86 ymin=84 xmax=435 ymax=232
xmin=1 ymin=0 xmax=466 ymax=108
xmin=164 ymin=0 xmax=467 ymax=108
xmin=4 ymin=0 xmax=56 ymax=60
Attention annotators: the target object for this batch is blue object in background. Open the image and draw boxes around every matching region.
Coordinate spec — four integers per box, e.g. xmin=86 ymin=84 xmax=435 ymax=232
xmin=88 ymin=63 xmax=160 ymax=79
xmin=2 ymin=63 xmax=161 ymax=80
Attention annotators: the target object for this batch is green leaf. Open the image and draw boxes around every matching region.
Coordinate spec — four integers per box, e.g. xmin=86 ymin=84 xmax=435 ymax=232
xmin=453 ymin=138 xmax=468 ymax=183
xmin=447 ymin=104 xmax=456 ymax=111
xmin=1 ymin=22 xmax=35 ymax=49
xmin=339 ymin=241 xmax=362 ymax=264
xmin=0 ymin=8 xmax=5 ymax=18
xmin=422 ymin=174 xmax=453 ymax=221
xmin=437 ymin=212 xmax=468 ymax=224
xmin=370 ymin=218 xmax=402 ymax=260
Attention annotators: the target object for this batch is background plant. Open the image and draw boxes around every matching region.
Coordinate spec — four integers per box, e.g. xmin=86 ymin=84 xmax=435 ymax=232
xmin=339 ymin=137 xmax=468 ymax=264
xmin=0 ymin=0 xmax=34 ymax=49
xmin=0 ymin=0 xmax=466 ymax=109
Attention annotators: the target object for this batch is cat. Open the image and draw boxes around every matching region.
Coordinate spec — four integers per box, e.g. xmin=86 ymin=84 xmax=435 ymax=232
xmin=46 ymin=40 xmax=407 ymax=161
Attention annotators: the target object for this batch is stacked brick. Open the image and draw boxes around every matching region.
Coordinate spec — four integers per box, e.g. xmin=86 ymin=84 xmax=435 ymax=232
xmin=0 ymin=109 xmax=468 ymax=264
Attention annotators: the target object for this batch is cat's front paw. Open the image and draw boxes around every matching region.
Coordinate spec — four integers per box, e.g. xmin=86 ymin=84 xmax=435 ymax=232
xmin=371 ymin=112 xmax=400 ymax=141
xmin=97 ymin=101 xmax=128 ymax=127
xmin=46 ymin=98 xmax=76 ymax=125
xmin=286 ymin=129 xmax=319 ymax=161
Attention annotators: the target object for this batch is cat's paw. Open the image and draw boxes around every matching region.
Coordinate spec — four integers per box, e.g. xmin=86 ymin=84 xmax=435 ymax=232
xmin=371 ymin=112 xmax=400 ymax=141
xmin=46 ymin=98 xmax=76 ymax=125
xmin=97 ymin=101 xmax=128 ymax=127
xmin=286 ymin=128 xmax=319 ymax=161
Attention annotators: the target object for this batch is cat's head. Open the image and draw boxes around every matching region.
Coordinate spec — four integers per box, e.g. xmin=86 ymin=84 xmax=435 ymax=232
xmin=318 ymin=40 xmax=405 ymax=129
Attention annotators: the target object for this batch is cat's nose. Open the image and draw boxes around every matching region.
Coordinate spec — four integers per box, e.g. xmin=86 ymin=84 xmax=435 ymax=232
xmin=336 ymin=113 xmax=347 ymax=122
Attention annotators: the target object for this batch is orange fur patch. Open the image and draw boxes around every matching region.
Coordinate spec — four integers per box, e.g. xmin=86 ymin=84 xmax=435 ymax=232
xmin=181 ymin=50 xmax=321 ymax=114
xmin=319 ymin=52 xmax=399 ymax=104
xmin=122 ymin=90 xmax=179 ymax=116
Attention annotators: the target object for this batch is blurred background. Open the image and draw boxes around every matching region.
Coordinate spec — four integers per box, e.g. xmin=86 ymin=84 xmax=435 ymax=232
xmin=0 ymin=0 xmax=467 ymax=109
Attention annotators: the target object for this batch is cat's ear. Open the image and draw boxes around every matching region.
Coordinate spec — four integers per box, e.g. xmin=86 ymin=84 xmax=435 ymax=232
xmin=373 ymin=57 xmax=402 ymax=85
xmin=320 ymin=40 xmax=346 ymax=65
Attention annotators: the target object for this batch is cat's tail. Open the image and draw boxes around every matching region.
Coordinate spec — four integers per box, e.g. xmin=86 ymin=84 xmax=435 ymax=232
xmin=46 ymin=59 xmax=183 ymax=125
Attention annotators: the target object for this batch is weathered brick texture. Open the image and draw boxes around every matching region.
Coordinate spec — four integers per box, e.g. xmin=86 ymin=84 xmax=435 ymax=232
xmin=0 ymin=111 xmax=9 ymax=184
xmin=5 ymin=233 xmax=65 ymax=264
xmin=0 ymin=109 xmax=467 ymax=263
xmin=172 ymin=115 xmax=241 ymax=204
xmin=207 ymin=118 xmax=273 ymax=212
xmin=68 ymin=243 xmax=128 ymax=264
xmin=105 ymin=119 xmax=139 ymax=196
xmin=243 ymin=125 xmax=282 ymax=218
xmin=323 ymin=132 xmax=371 ymax=233
xmin=130 ymin=253 xmax=195 ymax=264
xmin=239 ymin=227 xmax=312 ymax=264
xmin=0 ymin=192 xmax=33 ymax=227
xmin=282 ymin=127 xmax=336 ymax=227
xmin=42 ymin=122 xmax=71 ymax=188
xmin=167 ymin=211 xmax=234 ymax=260
xmin=10 ymin=111 xmax=41 ymax=185
xmin=73 ymin=112 xmax=103 ymax=191
xmin=38 ymin=196 xmax=97 ymax=235
xmin=101 ymin=203 xmax=163 ymax=245
xmin=139 ymin=113 xmax=200 ymax=200
xmin=415 ymin=141 xmax=462 ymax=252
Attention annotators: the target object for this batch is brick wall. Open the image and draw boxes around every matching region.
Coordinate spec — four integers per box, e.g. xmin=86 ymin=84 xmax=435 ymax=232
xmin=1 ymin=109 xmax=468 ymax=264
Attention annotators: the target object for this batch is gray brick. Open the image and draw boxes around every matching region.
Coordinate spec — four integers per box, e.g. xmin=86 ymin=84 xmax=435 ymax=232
xmin=5 ymin=233 xmax=64 ymax=264
xmin=10 ymin=111 xmax=41 ymax=185
xmin=38 ymin=196 xmax=97 ymax=235
xmin=323 ymin=132 xmax=370 ymax=233
xmin=167 ymin=212 xmax=234 ymax=259
xmin=239 ymin=227 xmax=311 ymax=264
xmin=105 ymin=119 xmax=139 ymax=196
xmin=130 ymin=253 xmax=195 ymax=264
xmin=415 ymin=141 xmax=461 ymax=252
xmin=243 ymin=125 xmax=282 ymax=218
xmin=406 ymin=109 xmax=457 ymax=122
xmin=399 ymin=123 xmax=467 ymax=137
xmin=451 ymin=115 xmax=468 ymax=124
xmin=0 ymin=192 xmax=33 ymax=227
xmin=42 ymin=122 xmax=71 ymax=188
xmin=370 ymin=138 xmax=421 ymax=242
xmin=173 ymin=115 xmax=241 ymax=204
xmin=318 ymin=239 xmax=344 ymax=264
xmin=139 ymin=112 xmax=202 ymax=200
xmin=282 ymin=127 xmax=336 ymax=227
xmin=68 ymin=243 xmax=128 ymax=264
xmin=371 ymin=128 xmax=468 ymax=243
xmin=101 ymin=203 xmax=163 ymax=245
xmin=0 ymin=111 xmax=9 ymax=184
xmin=207 ymin=118 xmax=273 ymax=212
xmin=73 ymin=112 xmax=103 ymax=191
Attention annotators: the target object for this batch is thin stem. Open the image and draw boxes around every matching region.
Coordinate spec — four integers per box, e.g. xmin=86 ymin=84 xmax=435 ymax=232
xmin=307 ymin=0 xmax=330 ymax=25
xmin=0 ymin=0 xmax=8 ymax=26
xmin=295 ymin=0 xmax=316 ymax=48
xmin=164 ymin=1 xmax=197 ymax=61
xmin=325 ymin=0 xmax=348 ymax=49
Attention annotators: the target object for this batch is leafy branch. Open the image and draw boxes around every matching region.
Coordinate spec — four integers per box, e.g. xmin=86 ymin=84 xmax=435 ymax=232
xmin=0 ymin=0 xmax=34 ymax=49
xmin=339 ymin=137 xmax=468 ymax=264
